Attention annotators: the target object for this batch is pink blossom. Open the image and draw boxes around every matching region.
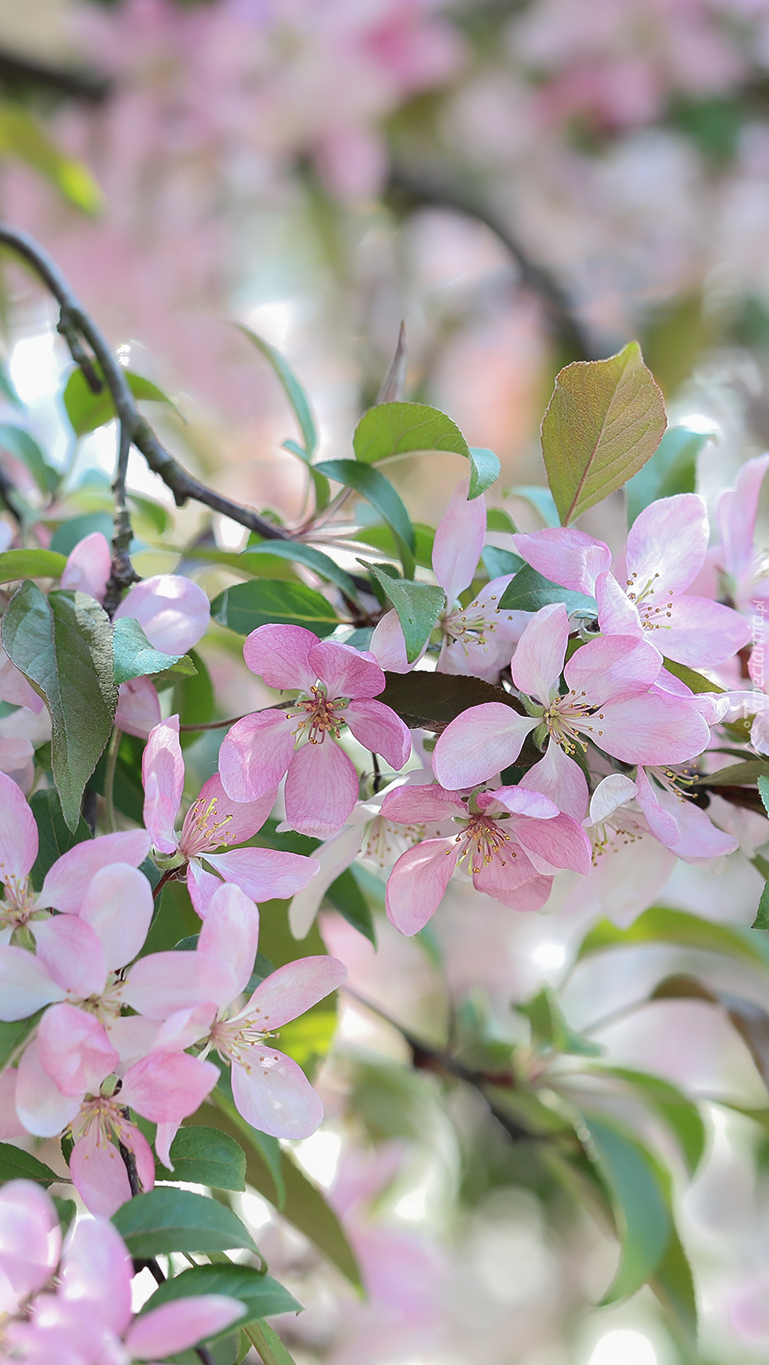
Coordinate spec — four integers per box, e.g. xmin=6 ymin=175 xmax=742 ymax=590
xmin=143 ymin=714 xmax=320 ymax=916
xmin=0 ymin=770 xmax=150 ymax=940
xmin=0 ymin=1180 xmax=60 ymax=1316
xmin=513 ymin=494 xmax=751 ymax=668
xmin=381 ymin=779 xmax=591 ymax=934
xmin=113 ymin=573 xmax=211 ymax=738
xmin=714 ymin=453 xmax=769 ymax=615
xmin=432 ymin=603 xmax=711 ymax=796
xmin=218 ymin=625 xmax=411 ymax=837
xmin=60 ymin=531 xmax=112 ymax=603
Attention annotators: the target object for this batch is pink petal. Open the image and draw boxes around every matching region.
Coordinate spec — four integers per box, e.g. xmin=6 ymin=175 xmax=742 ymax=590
xmin=586 ymin=774 xmax=638 ymax=824
xmin=69 ymin=1130 xmax=133 ymax=1218
xmin=0 ymin=945 xmax=65 ymax=1021
xmin=662 ymin=595 xmax=753 ymax=667
xmin=511 ymin=811 xmax=592 ymax=875
xmin=15 ymin=1039 xmax=81 ymax=1137
xmin=126 ymin=1296 xmax=244 ymax=1359
xmin=0 ymin=646 xmax=44 ymax=713
xmin=563 ymin=633 xmax=661 ymax=705
xmin=633 ymin=766 xmax=682 ymax=846
xmin=115 ymin=675 xmax=162 ymax=739
xmin=122 ymin=949 xmax=232 ymax=1018
xmin=381 ymin=783 xmax=467 ymax=824
xmin=520 ymin=739 xmax=589 ymax=821
xmin=385 ymin=839 xmax=459 ymax=935
xmin=344 ymin=698 xmax=411 ymax=768
xmin=473 ymin=866 xmax=553 ymax=912
xmin=115 ymin=574 xmax=210 ymax=654
xmin=511 ymin=602 xmax=569 ymax=701
xmin=0 ymin=1180 xmax=61 ymax=1303
xmin=60 ymin=1216 xmax=132 ymax=1334
xmin=218 ymin=710 xmax=295 ymax=803
xmin=432 ymin=703 xmax=537 ymax=791
xmin=591 ymin=691 xmax=711 ymax=765
xmin=37 ymin=1004 xmax=118 ymax=1097
xmin=432 ymin=476 xmax=486 ymax=603
xmin=369 ymin=609 xmax=412 ymax=673
xmin=79 ymin=864 xmax=153 ymax=972
xmin=186 ymin=859 xmax=227 ymax=919
xmin=0 ymin=1070 xmax=25 ymax=1139
xmin=180 ymin=773 xmax=275 ymax=852
xmin=38 ymin=829 xmax=150 ymax=914
xmin=108 ymin=1013 xmax=161 ymax=1066
xmin=658 ymin=789 xmax=739 ymax=861
xmin=288 ymin=824 xmax=362 ymax=939
xmin=152 ymin=1002 xmax=215 ymax=1053
xmin=717 ymin=453 xmax=769 ymax=579
xmin=60 ymin=532 xmax=111 ymax=603
xmin=142 ymin=716 xmax=184 ymax=853
xmin=120 ymin=1051 xmax=219 ymax=1124
xmin=155 ymin=1119 xmax=179 ymax=1169
xmin=308 ymin=639 xmax=385 ymax=700
xmin=284 ymin=740 xmax=359 ymax=837
xmin=246 ymin=955 xmax=347 ymax=1029
xmin=204 ymin=846 xmax=320 ymax=905
xmin=482 ymin=786 xmax=558 ymax=820
xmin=0 ymin=769 xmax=38 ymax=884
xmin=626 ymin=493 xmax=709 ymax=596
xmin=32 ymin=915 xmax=106 ymax=998
xmin=231 ymin=1046 xmax=323 ymax=1139
xmin=595 ymin=571 xmax=643 ymax=637
xmin=197 ymin=881 xmax=260 ymax=997
xmin=243 ymin=622 xmax=318 ymax=691
xmin=512 ymin=527 xmax=611 ymax=594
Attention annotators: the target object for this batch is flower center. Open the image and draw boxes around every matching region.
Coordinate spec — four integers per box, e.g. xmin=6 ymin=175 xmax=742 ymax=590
xmin=289 ymin=685 xmax=346 ymax=744
xmin=362 ymin=815 xmax=424 ymax=867
xmin=455 ymin=813 xmax=513 ymax=875
xmin=441 ymin=600 xmax=495 ymax=651
xmin=543 ymin=690 xmax=604 ymax=756
xmin=209 ymin=1004 xmax=278 ymax=1071
xmin=0 ymin=874 xmax=36 ymax=929
xmin=625 ymin=571 xmax=674 ymax=631
xmin=589 ymin=812 xmax=646 ymax=864
xmin=181 ymin=795 xmax=236 ymax=857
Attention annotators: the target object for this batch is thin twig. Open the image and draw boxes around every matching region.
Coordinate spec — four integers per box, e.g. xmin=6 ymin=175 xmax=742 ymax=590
xmin=0 ymin=46 xmax=110 ymax=102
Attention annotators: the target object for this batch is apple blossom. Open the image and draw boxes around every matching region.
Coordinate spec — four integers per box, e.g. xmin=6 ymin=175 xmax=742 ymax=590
xmin=218 ymin=625 xmax=411 ymax=837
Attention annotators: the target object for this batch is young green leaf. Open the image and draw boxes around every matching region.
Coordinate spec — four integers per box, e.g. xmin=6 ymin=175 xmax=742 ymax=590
xmin=0 ymin=549 xmax=67 ymax=583
xmin=650 ymin=1224 xmax=698 ymax=1349
xmin=662 ymin=658 xmax=724 ymax=694
xmin=498 ymin=563 xmax=596 ymax=614
xmin=626 ymin=426 xmax=708 ymax=525
xmin=140 ymin=1263 xmax=301 ymax=1331
xmin=111 ymin=1187 xmax=256 ymax=1257
xmin=241 ymin=541 xmax=360 ymax=603
xmin=353 ymin=401 xmax=499 ymax=497
xmin=694 ymin=757 xmax=769 ymax=786
xmin=0 ymin=425 xmax=58 ymax=495
xmin=0 ymin=1142 xmax=60 ymax=1188
xmin=0 ymin=104 xmax=102 ymax=214
xmin=155 ymin=1126 xmax=247 ymax=1191
xmin=758 ymin=774 xmax=769 ymax=816
xmin=63 ymin=365 xmax=178 ymax=437
xmin=0 ymin=1013 xmax=41 ymax=1071
xmin=236 ymin=324 xmax=317 ymax=457
xmin=210 ymin=580 xmax=339 ymax=637
xmin=367 ymin=563 xmax=445 ymax=663
xmin=754 ymin=880 xmax=769 ymax=932
xmin=577 ymin=905 xmax=769 ymax=970
xmin=113 ymin=616 xmax=197 ymax=685
xmin=315 ymin=459 xmax=416 ymax=577
xmin=3 ymin=583 xmax=117 ymax=830
xmin=29 ymin=788 xmax=91 ymax=888
xmin=586 ymin=1066 xmax=706 ymax=1175
xmin=542 ymin=342 xmax=667 ymax=525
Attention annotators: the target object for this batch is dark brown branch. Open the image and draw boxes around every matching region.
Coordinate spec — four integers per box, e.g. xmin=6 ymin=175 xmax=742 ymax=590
xmin=388 ymin=168 xmax=599 ymax=361
xmin=0 ymin=47 xmax=111 ymax=103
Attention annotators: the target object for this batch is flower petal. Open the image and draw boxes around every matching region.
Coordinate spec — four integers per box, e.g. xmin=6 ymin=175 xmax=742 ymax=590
xmin=512 ymin=527 xmax=611 ymax=594
xmin=186 ymin=858 xmax=227 ymax=919
xmin=369 ymin=608 xmax=412 ymax=673
xmin=432 ymin=476 xmax=486 ymax=604
xmin=473 ymin=865 xmax=553 ymax=912
xmin=717 ymin=453 xmax=769 ymax=579
xmin=204 ymin=846 xmax=320 ymax=905
xmin=218 ymin=710 xmax=295 ymax=803
xmin=284 ymin=740 xmax=360 ymax=837
xmin=60 ymin=1215 xmax=132 ymax=1333
xmin=381 ymin=783 xmax=467 ymax=824
xmin=0 ymin=770 xmax=38 ymax=884
xmin=126 ymin=1296 xmax=244 ymax=1359
xmin=595 ymin=571 xmax=643 ymax=638
xmin=120 ymin=1051 xmax=219 ymax=1125
xmin=662 ymin=595 xmax=752 ymax=667
xmin=115 ymin=574 xmax=210 ymax=654
xmin=344 ymin=698 xmax=411 ymax=769
xmin=309 ymin=639 xmax=385 ymax=700
xmin=288 ymin=824 xmax=363 ymax=939
xmin=79 ymin=864 xmax=154 ymax=973
xmin=246 ymin=955 xmax=347 ymax=1029
xmin=0 ymin=945 xmax=65 ymax=1021
xmin=520 ymin=739 xmax=589 ymax=821
xmin=385 ymin=839 xmax=459 ymax=935
xmin=181 ymin=772 xmax=276 ymax=852
xmin=633 ymin=766 xmax=682 ymax=846
xmin=142 ymin=716 xmax=184 ymax=853
xmin=564 ymin=633 xmax=661 ymax=705
xmin=231 ymin=1046 xmax=323 ymax=1139
xmin=69 ymin=1130 xmax=132 ymax=1217
xmin=37 ymin=1004 xmax=118 ymax=1097
xmin=115 ymin=675 xmax=162 ymax=739
xmin=586 ymin=774 xmax=638 ymax=825
xmin=15 ymin=1039 xmax=81 ymax=1137
xmin=198 ymin=881 xmax=260 ymax=997
xmin=60 ymin=532 xmax=111 ymax=603
xmin=243 ymin=622 xmax=318 ymax=691
xmin=592 ymin=691 xmax=711 ymax=765
xmin=122 ymin=950 xmax=232 ymax=1018
xmin=0 ymin=1180 xmax=61 ymax=1304
xmin=38 ymin=829 xmax=151 ymax=914
xmin=626 ymin=493 xmax=709 ymax=595
xmin=511 ymin=811 xmax=592 ymax=875
xmin=432 ymin=703 xmax=537 ymax=792
xmin=511 ymin=602 xmax=569 ymax=701
xmin=482 ymin=786 xmax=558 ymax=820
xmin=32 ymin=915 xmax=107 ymax=998
xmin=0 ymin=645 xmax=44 ymax=714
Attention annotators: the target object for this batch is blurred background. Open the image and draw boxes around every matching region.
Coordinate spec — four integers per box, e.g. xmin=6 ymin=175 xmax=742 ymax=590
xmin=4 ymin=2 xmax=769 ymax=1363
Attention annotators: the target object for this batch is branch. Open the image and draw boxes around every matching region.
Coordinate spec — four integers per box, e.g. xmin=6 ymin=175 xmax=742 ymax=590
xmin=387 ymin=168 xmax=599 ymax=361
xmin=0 ymin=46 xmax=111 ymax=103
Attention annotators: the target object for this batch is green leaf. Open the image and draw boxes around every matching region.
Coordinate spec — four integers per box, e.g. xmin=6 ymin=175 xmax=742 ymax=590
xmin=0 ymin=425 xmax=58 ymax=495
xmin=282 ymin=442 xmax=330 ymax=514
xmin=111 ymin=1187 xmax=256 ymax=1257
xmin=481 ymin=545 xmax=523 ymax=580
xmin=0 ymin=1013 xmax=41 ymax=1070
xmin=541 ymin=342 xmax=667 ymax=525
xmin=694 ymin=758 xmax=769 ymax=787
xmin=0 ymin=1142 xmax=60 ymax=1187
xmin=355 ymin=521 xmax=434 ymax=571
xmin=498 ymin=563 xmax=596 ymax=614
xmin=53 ymin=1198 xmax=77 ymax=1236
xmin=662 ymin=657 xmax=723 ymax=694
xmin=63 ymin=365 xmax=178 ymax=438
xmin=588 ymin=1067 xmax=706 ymax=1175
xmin=155 ymin=1126 xmax=247 ymax=1191
xmin=379 ymin=669 xmax=529 ymax=735
xmin=518 ymin=987 xmax=603 ymax=1057
xmin=582 ymin=1113 xmax=671 ymax=1304
xmin=141 ymin=1263 xmax=301 ymax=1332
xmin=758 ymin=774 xmax=769 ymax=816
xmin=649 ymin=1224 xmax=698 ymax=1350
xmin=50 ymin=513 xmax=114 ymax=558
xmin=486 ymin=508 xmax=518 ymax=533
xmin=173 ymin=648 xmax=214 ymax=748
xmin=3 ymin=583 xmax=117 ymax=830
xmin=0 ymin=549 xmax=67 ymax=583
xmin=325 ymin=866 xmax=376 ymax=946
xmin=626 ymin=426 xmax=708 ymax=525
xmin=754 ymin=880 xmax=769 ymax=932
xmin=236 ymin=325 xmax=317 ymax=457
xmin=511 ymin=485 xmax=559 ymax=527
xmin=314 ymin=459 xmax=416 ymax=577
xmin=211 ymin=580 xmax=339 ymax=638
xmin=367 ymin=564 xmax=445 ymax=663
xmin=352 ymin=401 xmax=499 ymax=499
xmin=112 ymin=616 xmax=196 ymax=685
xmin=577 ymin=905 xmax=769 ymax=970
xmin=242 ymin=542 xmax=359 ymax=603
xmin=29 ymin=788 xmax=91 ymax=889
xmin=0 ymin=104 xmax=102 ymax=214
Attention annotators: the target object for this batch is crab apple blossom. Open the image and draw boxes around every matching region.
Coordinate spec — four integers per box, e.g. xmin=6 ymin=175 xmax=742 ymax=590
xmin=0 ymin=1180 xmax=60 ymax=1317
xmin=371 ymin=477 xmax=525 ymax=680
xmin=142 ymin=714 xmax=320 ymax=917
xmin=59 ymin=531 xmax=112 ymax=603
xmin=381 ymin=780 xmax=591 ymax=935
xmin=432 ymin=602 xmax=711 ymax=796
xmin=714 ymin=452 xmax=769 ymax=616
xmin=0 ymin=771 xmax=150 ymax=941
xmin=111 ymin=572 xmax=211 ymax=738
xmin=513 ymin=493 xmax=751 ymax=668
xmin=218 ymin=624 xmax=411 ymax=837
